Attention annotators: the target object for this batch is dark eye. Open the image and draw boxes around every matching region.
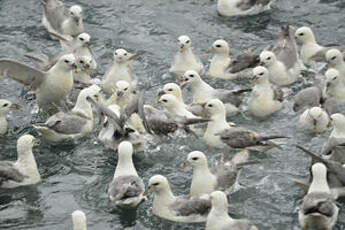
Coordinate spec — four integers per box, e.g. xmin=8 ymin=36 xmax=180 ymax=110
xmin=215 ymin=44 xmax=221 ymax=48
xmin=331 ymin=56 xmax=337 ymax=60
xmin=79 ymin=60 xmax=84 ymax=64
xmin=232 ymin=60 xmax=237 ymax=65
xmin=189 ymin=74 xmax=194 ymax=78
xmin=168 ymin=89 xmax=173 ymax=91
xmin=259 ymin=72 xmax=264 ymax=76
xmin=124 ymin=87 xmax=128 ymax=91
xmin=114 ymin=52 xmax=118 ymax=55
xmin=162 ymin=99 xmax=168 ymax=103
xmin=64 ymin=60 xmax=69 ymax=63
xmin=3 ymin=103 xmax=8 ymax=107
xmin=186 ymin=40 xmax=190 ymax=44
xmin=208 ymin=104 xmax=213 ymax=107
xmin=152 ymin=182 xmax=159 ymax=186
xmin=333 ymin=77 xmax=337 ymax=80
xmin=192 ymin=157 xmax=198 ymax=160
xmin=124 ymin=53 xmax=127 ymax=56
xmin=266 ymin=57 xmax=271 ymax=60
xmin=79 ymin=37 xmax=84 ymax=41
xmin=299 ymin=33 xmax=304 ymax=36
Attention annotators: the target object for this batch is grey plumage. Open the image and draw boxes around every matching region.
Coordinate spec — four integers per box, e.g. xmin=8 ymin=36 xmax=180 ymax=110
xmin=293 ymin=86 xmax=322 ymax=112
xmin=226 ymin=52 xmax=260 ymax=74
xmin=108 ymin=175 xmax=145 ymax=203
xmin=0 ymin=162 xmax=26 ymax=186
xmin=236 ymin=0 xmax=272 ymax=11
xmin=302 ymin=192 xmax=335 ymax=217
xmin=171 ymin=196 xmax=211 ymax=217
xmin=212 ymin=88 xmax=252 ymax=107
xmin=42 ymin=0 xmax=68 ymax=35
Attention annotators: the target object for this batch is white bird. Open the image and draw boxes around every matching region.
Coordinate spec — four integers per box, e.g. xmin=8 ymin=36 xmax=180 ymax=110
xmin=326 ymin=49 xmax=345 ymax=81
xmin=325 ymin=69 xmax=345 ymax=102
xmin=145 ymin=175 xmax=211 ymax=223
xmin=159 ymin=94 xmax=198 ymax=119
xmin=33 ymin=85 xmax=101 ymax=143
xmin=299 ymin=163 xmax=339 ymax=230
xmin=259 ymin=51 xmax=298 ymax=86
xmin=0 ymin=54 xmax=77 ymax=114
xmin=295 ymin=26 xmax=340 ymax=67
xmin=0 ymin=100 xmax=21 ymax=135
xmin=298 ymin=107 xmax=330 ymax=133
xmin=72 ymin=210 xmax=87 ymax=230
xmin=181 ymin=150 xmax=253 ymax=197
xmin=0 ymin=135 xmax=41 ymax=188
xmin=102 ymin=48 xmax=139 ymax=94
xmin=321 ymin=113 xmax=345 ymax=164
xmin=107 ymin=141 xmax=145 ymax=207
xmin=181 ymin=70 xmax=250 ymax=115
xmin=248 ymin=66 xmax=283 ymax=118
xmin=169 ymin=35 xmax=204 ymax=76
xmin=74 ymin=55 xmax=98 ymax=85
xmin=206 ymin=191 xmax=258 ymax=230
xmin=42 ymin=0 xmax=84 ymax=39
xmin=215 ymin=0 xmax=273 ymax=17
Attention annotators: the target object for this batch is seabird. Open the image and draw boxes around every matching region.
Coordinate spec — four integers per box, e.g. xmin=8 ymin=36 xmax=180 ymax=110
xmin=72 ymin=210 xmax=87 ymax=230
xmin=298 ymin=107 xmax=330 ymax=133
xmin=325 ymin=49 xmax=345 ymax=81
xmin=325 ymin=69 xmax=345 ymax=102
xmin=0 ymin=99 xmax=21 ymax=135
xmin=215 ymin=0 xmax=273 ymax=17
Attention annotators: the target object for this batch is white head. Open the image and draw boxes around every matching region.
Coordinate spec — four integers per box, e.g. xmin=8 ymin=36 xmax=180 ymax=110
xmin=69 ymin=5 xmax=83 ymax=20
xmin=210 ymin=191 xmax=228 ymax=212
xmin=77 ymin=56 xmax=97 ymax=71
xmin=204 ymin=99 xmax=226 ymax=118
xmin=326 ymin=49 xmax=343 ymax=66
xmin=295 ymin=26 xmax=315 ymax=44
xmin=309 ymin=162 xmax=329 ymax=194
xmin=113 ymin=48 xmax=130 ymax=63
xmin=182 ymin=70 xmax=202 ymax=86
xmin=158 ymin=94 xmax=180 ymax=111
xmin=186 ymin=151 xmax=208 ymax=168
xmin=162 ymin=83 xmax=182 ymax=100
xmin=210 ymin=40 xmax=230 ymax=55
xmin=308 ymin=107 xmax=323 ymax=120
xmin=17 ymin=134 xmax=40 ymax=155
xmin=118 ymin=141 xmax=133 ymax=159
xmin=0 ymin=99 xmax=21 ymax=116
xmin=147 ymin=175 xmax=171 ymax=195
xmin=330 ymin=113 xmax=345 ymax=131
xmin=178 ymin=35 xmax=192 ymax=51
xmin=252 ymin=66 xmax=270 ymax=84
xmin=115 ymin=80 xmax=131 ymax=97
xmin=72 ymin=210 xmax=87 ymax=230
xmin=76 ymin=33 xmax=90 ymax=46
xmin=57 ymin=54 xmax=77 ymax=71
xmin=259 ymin=51 xmax=277 ymax=67
xmin=325 ymin=68 xmax=341 ymax=89
xmin=79 ymin=85 xmax=101 ymax=101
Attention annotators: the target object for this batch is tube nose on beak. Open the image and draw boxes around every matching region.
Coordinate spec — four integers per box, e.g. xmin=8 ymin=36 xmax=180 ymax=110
xmin=116 ymin=90 xmax=124 ymax=97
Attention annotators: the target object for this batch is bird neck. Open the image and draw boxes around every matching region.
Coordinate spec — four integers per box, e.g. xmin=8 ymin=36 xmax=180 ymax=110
xmin=332 ymin=126 xmax=345 ymax=137
xmin=193 ymin=163 xmax=211 ymax=177
xmin=210 ymin=111 xmax=227 ymax=125
xmin=16 ymin=148 xmax=38 ymax=172
xmin=153 ymin=187 xmax=176 ymax=210
xmin=114 ymin=155 xmax=138 ymax=178
xmin=0 ymin=116 xmax=8 ymax=135
xmin=73 ymin=221 xmax=87 ymax=230
xmin=191 ymin=80 xmax=214 ymax=94
xmin=308 ymin=172 xmax=330 ymax=194
xmin=73 ymin=95 xmax=93 ymax=119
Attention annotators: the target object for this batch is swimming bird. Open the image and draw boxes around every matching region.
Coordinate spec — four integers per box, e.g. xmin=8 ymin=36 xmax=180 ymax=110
xmin=203 ymin=99 xmax=286 ymax=149
xmin=159 ymin=94 xmax=198 ymax=119
xmin=72 ymin=210 xmax=87 ymax=230
xmin=298 ymin=107 xmax=330 ymax=133
xmin=145 ymin=175 xmax=211 ymax=223
xmin=248 ymin=66 xmax=283 ymax=118
xmin=215 ymin=0 xmax=273 ymax=17
xmin=169 ymin=35 xmax=204 ymax=76
xmin=298 ymin=163 xmax=339 ymax=230
xmin=181 ymin=150 xmax=255 ymax=197
xmin=33 ymin=85 xmax=101 ymax=143
xmin=295 ymin=26 xmax=341 ymax=67
xmin=108 ymin=141 xmax=145 ymax=207
xmin=0 ymin=100 xmax=21 ymax=135
xmin=181 ymin=70 xmax=250 ymax=115
xmin=325 ymin=69 xmax=345 ymax=102
xmin=42 ymin=0 xmax=84 ymax=39
xmin=106 ymin=80 xmax=135 ymax=109
xmin=325 ymin=49 xmax=345 ymax=81
xmin=0 ymin=135 xmax=41 ymax=188
xmin=102 ymin=49 xmax=142 ymax=94
xmin=206 ymin=40 xmax=259 ymax=79
xmin=206 ymin=191 xmax=258 ymax=230
xmin=0 ymin=54 xmax=77 ymax=114
xmin=74 ymin=55 xmax=97 ymax=85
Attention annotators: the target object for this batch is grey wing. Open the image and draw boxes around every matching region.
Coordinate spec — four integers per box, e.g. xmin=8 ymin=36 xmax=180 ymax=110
xmin=143 ymin=106 xmax=178 ymax=135
xmin=273 ymin=86 xmax=284 ymax=102
xmin=0 ymin=59 xmax=46 ymax=90
xmin=302 ymin=192 xmax=336 ymax=217
xmin=171 ymin=196 xmax=211 ymax=216
xmin=236 ymin=0 xmax=272 ymax=11
xmin=187 ymin=103 xmax=206 ymax=117
xmin=223 ymin=219 xmax=258 ymax=230
xmin=310 ymin=46 xmax=341 ymax=62
xmin=44 ymin=112 xmax=88 ymax=134
xmin=321 ymin=136 xmax=345 ymax=156
xmin=0 ymin=161 xmax=25 ymax=186
xmin=108 ymin=175 xmax=145 ymax=201
xmin=216 ymin=127 xmax=258 ymax=148
xmin=321 ymin=96 xmax=339 ymax=115
xmin=293 ymin=87 xmax=322 ymax=112
xmin=214 ymin=161 xmax=238 ymax=191
xmin=226 ymin=52 xmax=260 ymax=74
xmin=213 ymin=88 xmax=251 ymax=107
xmin=44 ymin=0 xmax=68 ymax=33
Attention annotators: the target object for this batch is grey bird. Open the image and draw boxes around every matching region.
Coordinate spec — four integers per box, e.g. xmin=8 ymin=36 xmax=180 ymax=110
xmin=0 ymin=54 xmax=77 ymax=114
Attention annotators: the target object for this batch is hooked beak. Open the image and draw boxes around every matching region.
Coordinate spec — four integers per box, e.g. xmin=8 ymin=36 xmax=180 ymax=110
xmin=33 ymin=138 xmax=41 ymax=146
xmin=250 ymin=75 xmax=258 ymax=84
xmin=179 ymin=78 xmax=188 ymax=88
xmin=179 ymin=161 xmax=190 ymax=170
xmin=10 ymin=103 xmax=22 ymax=110
xmin=71 ymin=63 xmax=78 ymax=70
xmin=313 ymin=119 xmax=318 ymax=126
xmin=176 ymin=76 xmax=184 ymax=82
xmin=116 ymin=90 xmax=124 ymax=97
xmin=259 ymin=62 xmax=266 ymax=66
xmin=143 ymin=185 xmax=153 ymax=197
xmin=156 ymin=90 xmax=165 ymax=100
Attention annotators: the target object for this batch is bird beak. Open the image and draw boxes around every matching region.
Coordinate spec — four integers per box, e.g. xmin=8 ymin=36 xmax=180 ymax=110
xmin=313 ymin=119 xmax=317 ymax=126
xmin=33 ymin=138 xmax=41 ymax=146
xmin=179 ymin=79 xmax=188 ymax=88
xmin=116 ymin=90 xmax=124 ymax=97
xmin=72 ymin=63 xmax=78 ymax=70
xmin=176 ymin=76 xmax=184 ymax=82
xmin=10 ymin=103 xmax=22 ymax=110
xmin=259 ymin=62 xmax=265 ymax=66
xmin=156 ymin=90 xmax=165 ymax=100
xmin=143 ymin=185 xmax=153 ymax=197
xmin=128 ymin=50 xmax=146 ymax=61
xmin=179 ymin=161 xmax=190 ymax=170
xmin=250 ymin=75 xmax=258 ymax=84
xmin=205 ymin=49 xmax=212 ymax=54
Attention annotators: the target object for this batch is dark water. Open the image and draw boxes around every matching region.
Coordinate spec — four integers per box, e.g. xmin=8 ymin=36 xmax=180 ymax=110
xmin=0 ymin=0 xmax=345 ymax=229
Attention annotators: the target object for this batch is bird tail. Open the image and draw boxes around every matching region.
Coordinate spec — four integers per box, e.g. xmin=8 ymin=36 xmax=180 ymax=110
xmin=183 ymin=118 xmax=211 ymax=126
xmin=236 ymin=160 xmax=260 ymax=170
xmin=295 ymin=145 xmax=325 ymax=163
xmin=232 ymin=88 xmax=252 ymax=95
xmin=261 ymin=135 xmax=289 ymax=141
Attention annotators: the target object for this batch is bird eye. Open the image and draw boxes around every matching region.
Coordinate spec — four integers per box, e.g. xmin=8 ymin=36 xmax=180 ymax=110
xmin=259 ymin=72 xmax=264 ymax=76
xmin=266 ymin=57 xmax=271 ymax=60
xmin=168 ymin=89 xmax=173 ymax=91
xmin=64 ymin=60 xmax=70 ymax=63
xmin=3 ymin=103 xmax=8 ymax=107
xmin=186 ymin=40 xmax=190 ymax=44
xmin=79 ymin=60 xmax=84 ymax=64
xmin=215 ymin=44 xmax=221 ymax=48
xmin=79 ymin=37 xmax=84 ymax=41
xmin=124 ymin=87 xmax=128 ymax=91
xmin=192 ymin=157 xmax=198 ymax=160
xmin=152 ymin=182 xmax=159 ymax=186
xmin=331 ymin=56 xmax=337 ymax=60
xmin=299 ymin=33 xmax=304 ymax=36
xmin=114 ymin=52 xmax=118 ymax=56
xmin=189 ymin=74 xmax=194 ymax=78
xmin=124 ymin=53 xmax=128 ymax=56
xmin=333 ymin=77 xmax=338 ymax=80
xmin=208 ymin=104 xmax=213 ymax=107
xmin=162 ymin=99 xmax=168 ymax=103
xmin=232 ymin=60 xmax=237 ymax=65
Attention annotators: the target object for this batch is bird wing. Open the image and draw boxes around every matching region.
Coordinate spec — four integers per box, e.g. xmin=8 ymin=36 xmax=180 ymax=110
xmin=0 ymin=161 xmax=26 ymax=186
xmin=171 ymin=196 xmax=211 ymax=217
xmin=43 ymin=111 xmax=89 ymax=134
xmin=293 ymin=86 xmax=322 ymax=112
xmin=321 ymin=96 xmax=339 ymax=115
xmin=214 ymin=161 xmax=238 ymax=191
xmin=0 ymin=59 xmax=46 ymax=90
xmin=213 ymin=88 xmax=251 ymax=107
xmin=302 ymin=192 xmax=336 ymax=217
xmin=321 ymin=136 xmax=345 ymax=156
xmin=43 ymin=0 xmax=68 ymax=34
xmin=236 ymin=0 xmax=272 ymax=11
xmin=273 ymin=86 xmax=284 ymax=102
xmin=226 ymin=52 xmax=260 ymax=74
xmin=216 ymin=127 xmax=258 ymax=149
xmin=108 ymin=175 xmax=145 ymax=201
